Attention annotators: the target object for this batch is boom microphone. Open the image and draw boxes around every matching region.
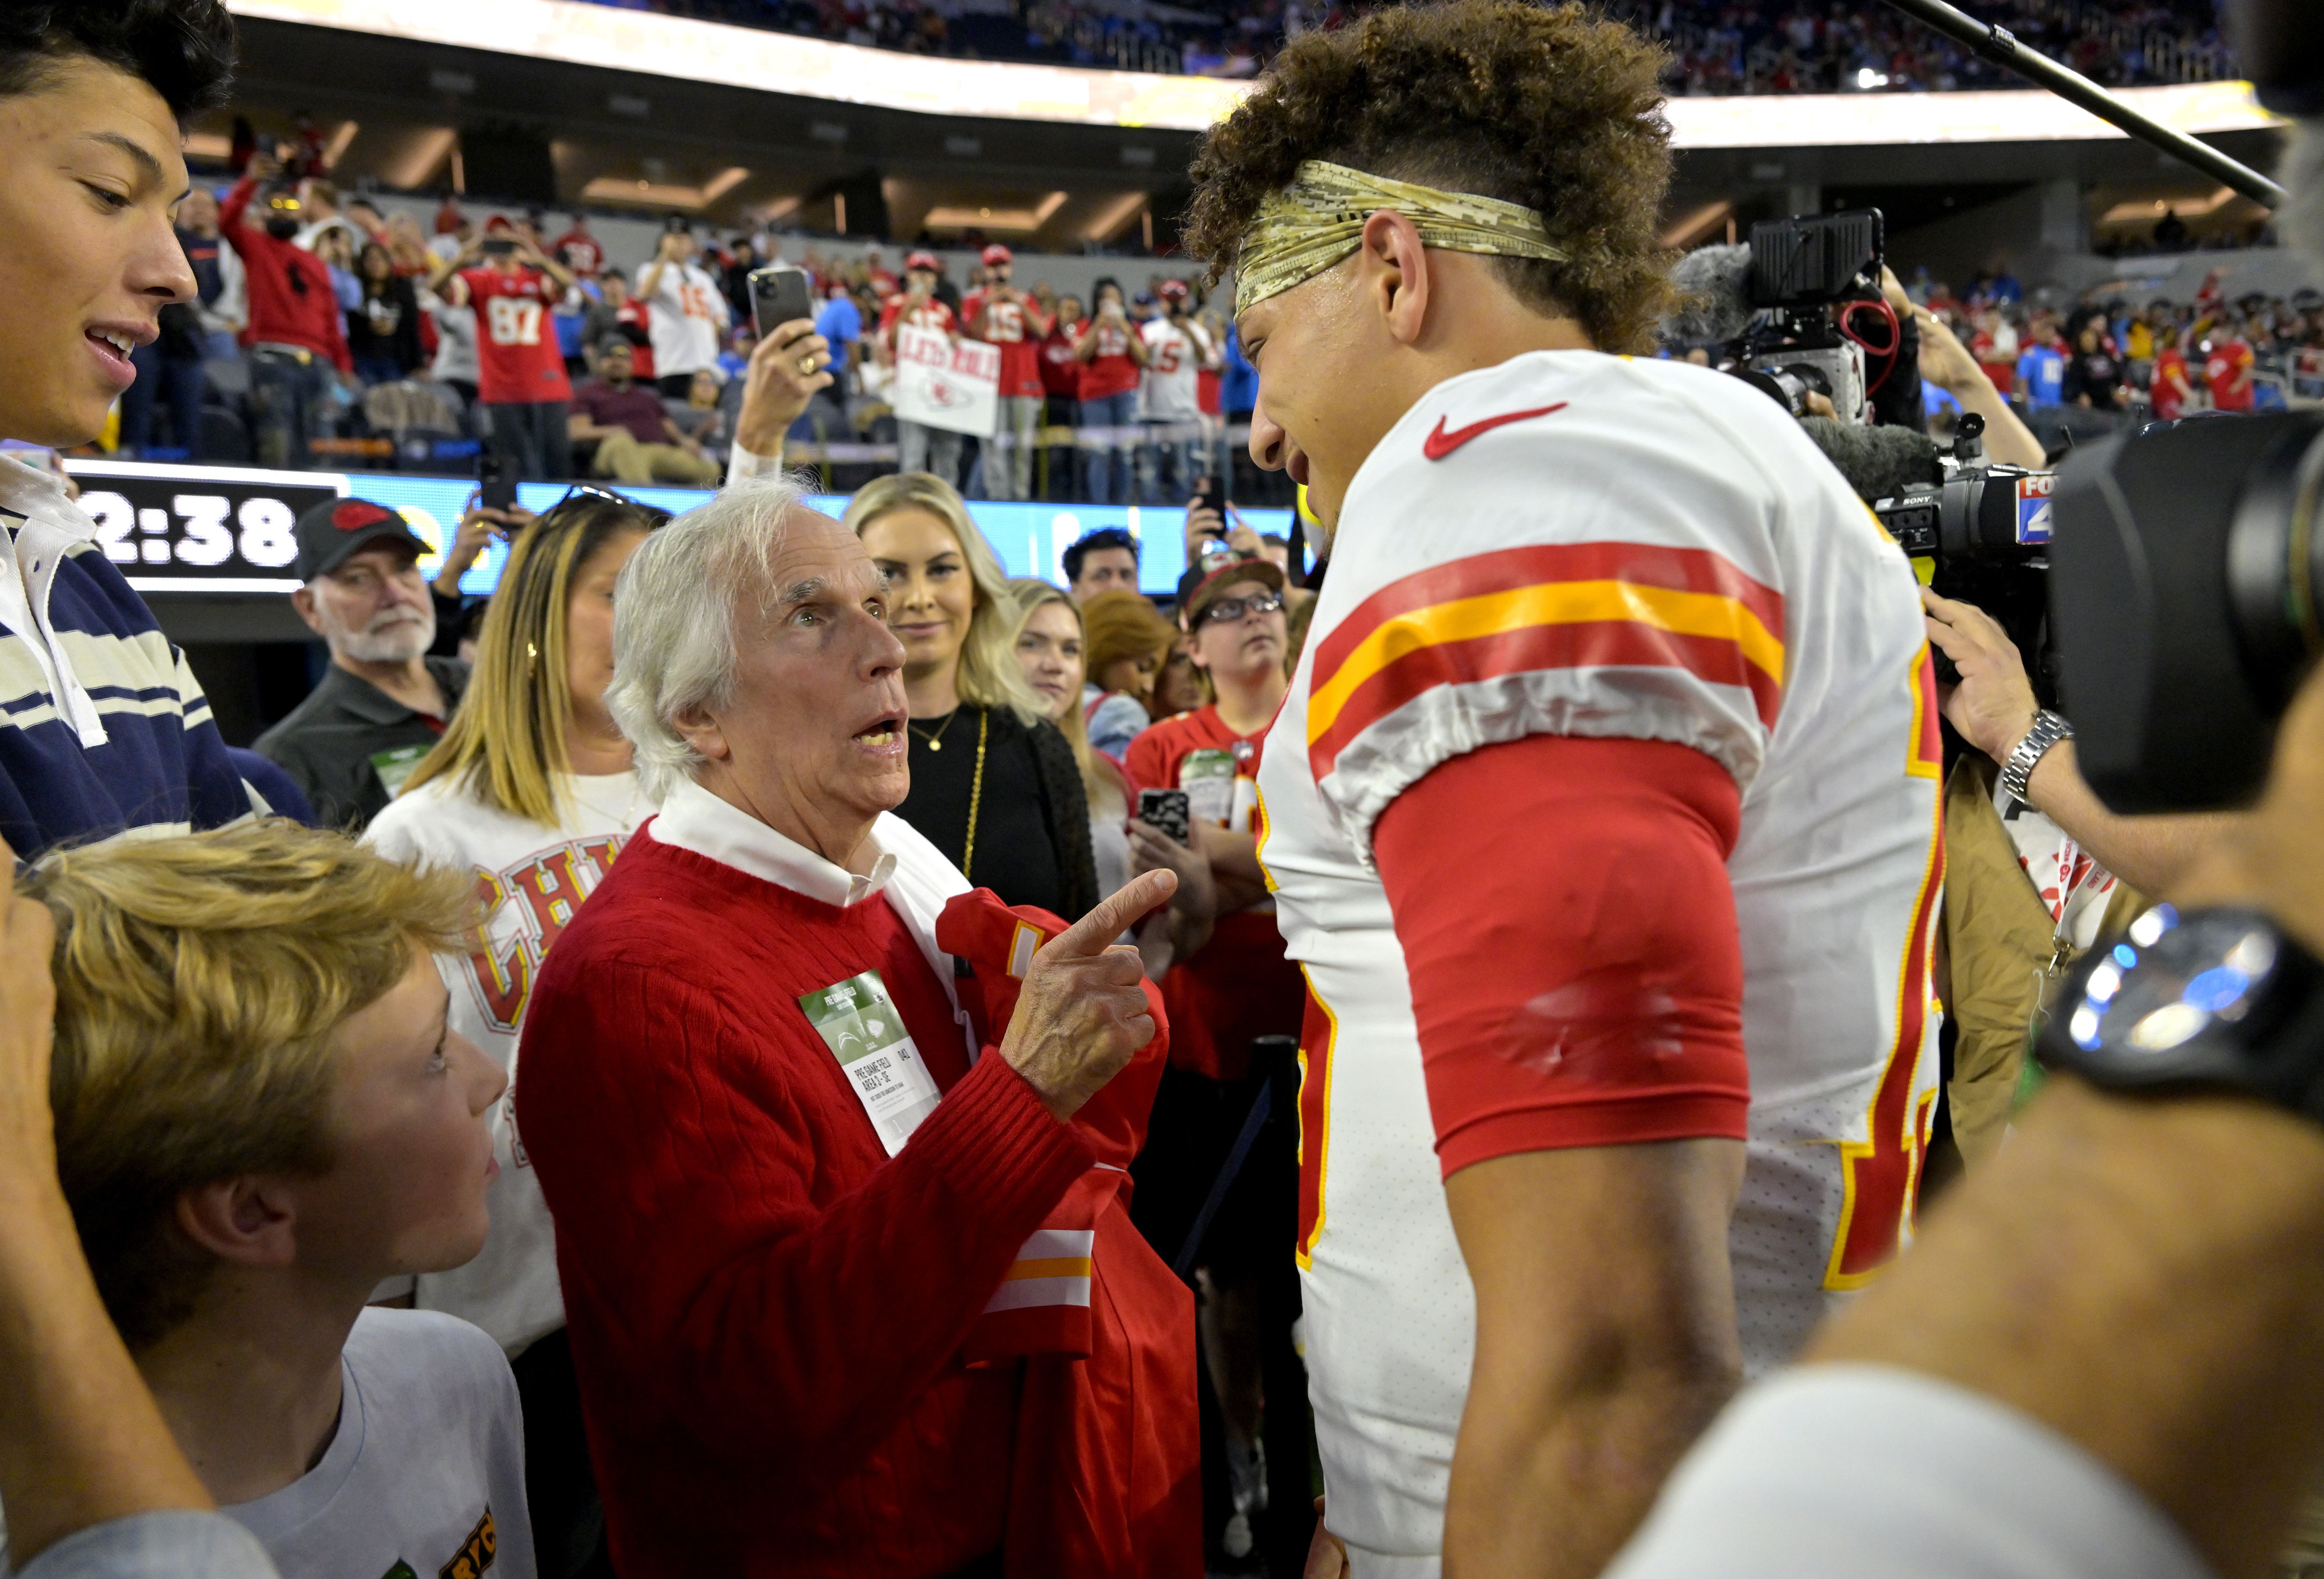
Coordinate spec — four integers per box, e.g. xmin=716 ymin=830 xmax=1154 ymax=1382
xmin=1663 ymin=244 xmax=1757 ymax=346
xmin=1797 ymin=416 xmax=1944 ymax=503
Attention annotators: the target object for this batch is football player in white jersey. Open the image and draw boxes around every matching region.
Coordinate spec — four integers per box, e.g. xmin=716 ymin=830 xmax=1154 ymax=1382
xmin=1180 ymin=4 xmax=1944 ymax=1576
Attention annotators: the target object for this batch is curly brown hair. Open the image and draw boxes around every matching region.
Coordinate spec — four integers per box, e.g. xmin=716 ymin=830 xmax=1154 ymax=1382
xmin=1183 ymin=0 xmax=1676 ymax=354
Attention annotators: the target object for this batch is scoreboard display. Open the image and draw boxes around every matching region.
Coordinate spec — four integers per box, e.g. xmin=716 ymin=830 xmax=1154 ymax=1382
xmin=62 ymin=460 xmax=1289 ymax=599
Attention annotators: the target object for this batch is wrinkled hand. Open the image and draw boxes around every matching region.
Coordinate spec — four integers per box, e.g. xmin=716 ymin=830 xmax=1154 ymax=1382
xmin=0 ymin=831 xmax=59 ymax=1182
xmin=1922 ymin=586 xmax=2038 ymax=762
xmin=1000 ymin=868 xmax=1177 ymax=1121
xmin=734 ymin=320 xmax=834 ymax=457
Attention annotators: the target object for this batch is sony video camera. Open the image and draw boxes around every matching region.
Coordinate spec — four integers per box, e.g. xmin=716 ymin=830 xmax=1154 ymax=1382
xmin=1690 ymin=210 xmax=1899 ymax=426
xmin=1870 ymin=411 xmax=2060 ymax=694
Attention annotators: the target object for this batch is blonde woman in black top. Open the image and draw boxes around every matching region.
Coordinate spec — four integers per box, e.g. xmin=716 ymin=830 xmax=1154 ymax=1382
xmin=843 ymin=473 xmax=1098 ymax=920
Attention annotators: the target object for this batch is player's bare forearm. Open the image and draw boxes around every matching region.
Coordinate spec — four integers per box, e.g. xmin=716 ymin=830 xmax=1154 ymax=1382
xmin=2024 ymin=740 xmax=2236 ymax=899
xmin=1443 ymin=1139 xmax=1745 ymax=1579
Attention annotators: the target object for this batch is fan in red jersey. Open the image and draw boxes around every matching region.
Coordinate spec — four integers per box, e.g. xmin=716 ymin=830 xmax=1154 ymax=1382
xmin=428 ymin=218 xmax=578 ymax=481
xmin=963 ymin=244 xmax=1056 ymax=501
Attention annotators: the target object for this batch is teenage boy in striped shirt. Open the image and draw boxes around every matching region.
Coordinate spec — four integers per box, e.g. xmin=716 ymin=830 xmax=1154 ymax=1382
xmin=0 ymin=0 xmax=255 ymax=860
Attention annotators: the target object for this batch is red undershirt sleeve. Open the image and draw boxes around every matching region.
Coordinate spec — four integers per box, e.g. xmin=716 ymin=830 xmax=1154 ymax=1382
xmin=1371 ymin=732 xmax=1750 ymax=1179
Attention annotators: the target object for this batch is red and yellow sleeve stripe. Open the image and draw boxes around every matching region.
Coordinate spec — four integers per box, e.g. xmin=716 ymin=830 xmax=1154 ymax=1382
xmin=1307 ymin=542 xmax=1787 ymax=781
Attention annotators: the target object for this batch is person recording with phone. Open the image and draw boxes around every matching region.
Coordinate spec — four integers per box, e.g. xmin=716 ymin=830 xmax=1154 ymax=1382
xmin=723 ymin=279 xmax=836 ymax=487
xmin=1075 ymin=279 xmax=1151 ymax=505
xmin=426 ymin=220 xmax=578 ymax=482
xmin=635 ymin=225 xmax=728 ymax=399
xmin=220 ymin=149 xmax=353 ymax=471
xmin=964 ymin=245 xmax=1055 ymax=502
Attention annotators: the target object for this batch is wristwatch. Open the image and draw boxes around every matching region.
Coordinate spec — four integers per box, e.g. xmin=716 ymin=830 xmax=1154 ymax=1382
xmin=1999 ymin=709 xmax=2075 ymax=805
xmin=2042 ymin=905 xmax=2324 ymax=1124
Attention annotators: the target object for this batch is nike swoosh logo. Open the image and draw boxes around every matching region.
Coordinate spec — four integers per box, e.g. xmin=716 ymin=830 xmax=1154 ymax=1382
xmin=1422 ymin=402 xmax=1570 ymax=460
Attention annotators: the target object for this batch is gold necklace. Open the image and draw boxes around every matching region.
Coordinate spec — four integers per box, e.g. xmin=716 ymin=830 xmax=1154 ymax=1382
xmin=961 ymin=707 xmax=989 ymax=881
xmin=909 ymin=708 xmax=962 ymax=752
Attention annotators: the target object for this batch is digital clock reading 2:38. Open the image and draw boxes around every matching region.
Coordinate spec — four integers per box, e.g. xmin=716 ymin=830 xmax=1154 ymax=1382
xmin=72 ymin=466 xmax=344 ymax=590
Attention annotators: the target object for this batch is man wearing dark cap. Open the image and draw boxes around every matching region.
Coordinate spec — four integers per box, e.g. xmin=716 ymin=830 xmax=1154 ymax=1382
xmin=254 ymin=497 xmax=469 ymax=831
xmin=963 ymin=244 xmax=1054 ymax=501
xmin=1123 ymin=549 xmax=1304 ymax=1556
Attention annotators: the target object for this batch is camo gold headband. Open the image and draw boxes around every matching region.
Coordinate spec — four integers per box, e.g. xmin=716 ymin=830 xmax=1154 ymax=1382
xmin=1233 ymin=160 xmax=1569 ymax=318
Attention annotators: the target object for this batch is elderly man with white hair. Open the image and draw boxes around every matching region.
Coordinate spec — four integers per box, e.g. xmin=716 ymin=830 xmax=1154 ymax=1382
xmin=514 ymin=477 xmax=1199 ymax=1579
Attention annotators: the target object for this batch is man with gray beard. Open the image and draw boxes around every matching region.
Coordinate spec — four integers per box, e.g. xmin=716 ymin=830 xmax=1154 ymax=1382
xmin=255 ymin=497 xmax=469 ymax=831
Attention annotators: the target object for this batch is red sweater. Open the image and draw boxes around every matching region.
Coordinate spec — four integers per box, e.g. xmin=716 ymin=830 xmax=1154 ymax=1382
xmin=218 ymin=178 xmax=352 ymax=373
xmin=516 ymin=827 xmax=1096 ymax=1578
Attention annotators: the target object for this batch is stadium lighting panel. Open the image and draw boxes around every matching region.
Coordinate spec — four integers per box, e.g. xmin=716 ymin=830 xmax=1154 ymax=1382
xmin=227 ymin=0 xmax=2287 ymax=144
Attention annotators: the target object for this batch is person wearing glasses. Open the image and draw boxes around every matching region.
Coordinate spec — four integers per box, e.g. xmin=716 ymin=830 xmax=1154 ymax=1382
xmin=1123 ymin=555 xmax=1308 ymax=1552
xmin=255 ymin=497 xmax=474 ymax=834
xmin=362 ymin=487 xmax=664 ymax=1579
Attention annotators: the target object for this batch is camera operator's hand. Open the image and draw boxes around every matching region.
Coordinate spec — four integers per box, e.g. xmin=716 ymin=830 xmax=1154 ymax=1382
xmin=1911 ymin=305 xmax=2048 ymax=468
xmin=1924 ymin=584 xmax=2237 ymax=898
xmin=733 ymin=321 xmax=834 ymax=459
xmin=1920 ymin=588 xmax=2037 ymax=762
xmin=1914 ymin=306 xmax=1983 ymax=393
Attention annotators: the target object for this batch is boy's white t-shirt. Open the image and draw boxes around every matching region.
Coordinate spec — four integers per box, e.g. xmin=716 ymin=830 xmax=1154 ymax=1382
xmin=365 ymin=771 xmax=655 ymax=1355
xmin=226 ymin=1308 xmax=536 ymax=1579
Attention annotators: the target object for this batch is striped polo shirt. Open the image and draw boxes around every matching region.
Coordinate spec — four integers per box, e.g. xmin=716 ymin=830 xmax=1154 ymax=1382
xmin=0 ymin=457 xmax=253 ymax=857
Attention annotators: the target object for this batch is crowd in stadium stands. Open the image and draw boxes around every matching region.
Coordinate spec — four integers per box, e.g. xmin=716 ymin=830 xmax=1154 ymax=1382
xmin=596 ymin=0 xmax=2235 ymax=89
xmin=112 ymin=158 xmax=1264 ymax=506
xmin=1895 ymin=266 xmax=2324 ymax=446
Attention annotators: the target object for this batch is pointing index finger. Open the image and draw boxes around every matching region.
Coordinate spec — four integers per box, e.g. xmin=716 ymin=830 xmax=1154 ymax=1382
xmin=1047 ymin=869 xmax=1178 ymax=959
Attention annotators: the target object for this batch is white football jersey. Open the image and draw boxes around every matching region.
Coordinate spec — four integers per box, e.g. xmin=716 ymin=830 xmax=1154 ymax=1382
xmin=1256 ymin=350 xmax=1944 ymax=1576
xmin=1140 ymin=316 xmax=1211 ymax=420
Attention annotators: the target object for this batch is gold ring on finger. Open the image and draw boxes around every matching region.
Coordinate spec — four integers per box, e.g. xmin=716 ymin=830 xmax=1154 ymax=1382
xmin=798 ymin=354 xmax=819 ymax=375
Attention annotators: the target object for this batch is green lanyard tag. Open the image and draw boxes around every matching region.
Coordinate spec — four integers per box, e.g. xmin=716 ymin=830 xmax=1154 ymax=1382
xmin=370 ymin=743 xmax=431 ymax=801
xmin=797 ymin=969 xmax=941 ymax=1155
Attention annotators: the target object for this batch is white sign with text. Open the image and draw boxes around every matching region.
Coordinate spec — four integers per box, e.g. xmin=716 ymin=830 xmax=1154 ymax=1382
xmin=892 ymin=325 xmax=999 ymax=438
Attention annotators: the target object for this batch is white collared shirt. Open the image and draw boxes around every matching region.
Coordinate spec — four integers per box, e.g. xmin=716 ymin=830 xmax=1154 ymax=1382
xmin=653 ymin=777 xmax=898 ymax=907
xmin=650 ymin=777 xmax=981 ymax=1063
